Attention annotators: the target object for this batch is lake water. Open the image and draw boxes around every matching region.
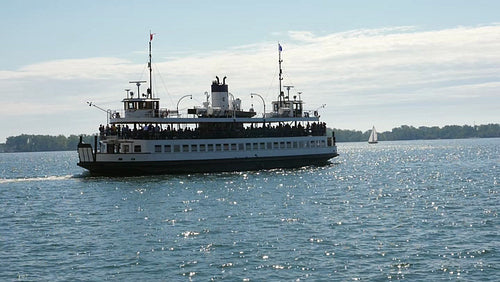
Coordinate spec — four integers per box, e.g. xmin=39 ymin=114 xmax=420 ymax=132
xmin=1 ymin=138 xmax=498 ymax=281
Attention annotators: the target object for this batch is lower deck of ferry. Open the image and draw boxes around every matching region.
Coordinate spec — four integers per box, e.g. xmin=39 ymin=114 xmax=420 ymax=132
xmin=78 ymin=152 xmax=338 ymax=175
xmin=78 ymin=135 xmax=338 ymax=175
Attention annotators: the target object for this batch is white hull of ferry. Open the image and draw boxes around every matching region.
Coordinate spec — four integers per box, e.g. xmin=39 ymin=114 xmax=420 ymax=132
xmin=78 ymin=136 xmax=338 ymax=175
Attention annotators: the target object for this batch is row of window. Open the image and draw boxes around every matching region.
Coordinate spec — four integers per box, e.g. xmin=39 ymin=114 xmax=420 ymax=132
xmin=151 ymin=140 xmax=326 ymax=153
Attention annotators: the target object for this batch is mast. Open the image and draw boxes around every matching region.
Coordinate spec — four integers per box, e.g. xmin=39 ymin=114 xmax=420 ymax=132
xmin=148 ymin=32 xmax=154 ymax=98
xmin=278 ymin=43 xmax=283 ymax=107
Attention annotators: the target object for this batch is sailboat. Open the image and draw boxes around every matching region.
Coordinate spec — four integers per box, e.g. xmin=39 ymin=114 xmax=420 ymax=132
xmin=368 ymin=126 xmax=378 ymax=144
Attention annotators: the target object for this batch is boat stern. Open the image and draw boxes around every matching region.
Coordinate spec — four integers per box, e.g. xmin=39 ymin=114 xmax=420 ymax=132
xmin=77 ymin=136 xmax=96 ymax=166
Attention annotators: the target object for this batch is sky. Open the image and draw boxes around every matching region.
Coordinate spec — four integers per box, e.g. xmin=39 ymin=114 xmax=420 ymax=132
xmin=1 ymin=0 xmax=499 ymax=142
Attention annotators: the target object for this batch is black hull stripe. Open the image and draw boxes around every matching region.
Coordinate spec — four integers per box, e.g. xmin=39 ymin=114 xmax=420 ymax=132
xmin=78 ymin=153 xmax=338 ymax=175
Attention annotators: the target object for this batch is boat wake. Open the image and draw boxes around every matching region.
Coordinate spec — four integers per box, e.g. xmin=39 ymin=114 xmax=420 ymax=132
xmin=0 ymin=175 xmax=75 ymax=184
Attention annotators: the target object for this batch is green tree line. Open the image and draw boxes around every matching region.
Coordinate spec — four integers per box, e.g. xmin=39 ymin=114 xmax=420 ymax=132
xmin=330 ymin=124 xmax=500 ymax=142
xmin=1 ymin=124 xmax=499 ymax=152
xmin=2 ymin=134 xmax=94 ymax=152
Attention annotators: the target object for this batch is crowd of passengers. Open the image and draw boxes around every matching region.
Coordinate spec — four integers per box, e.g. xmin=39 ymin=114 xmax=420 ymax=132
xmin=99 ymin=122 xmax=328 ymax=140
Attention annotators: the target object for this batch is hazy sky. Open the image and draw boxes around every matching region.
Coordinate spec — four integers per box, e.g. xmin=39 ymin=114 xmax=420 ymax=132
xmin=1 ymin=0 xmax=499 ymax=142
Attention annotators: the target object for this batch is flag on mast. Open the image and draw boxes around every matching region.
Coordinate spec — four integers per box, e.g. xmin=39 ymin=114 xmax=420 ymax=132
xmin=278 ymin=43 xmax=283 ymax=52
xmin=150 ymin=32 xmax=155 ymax=41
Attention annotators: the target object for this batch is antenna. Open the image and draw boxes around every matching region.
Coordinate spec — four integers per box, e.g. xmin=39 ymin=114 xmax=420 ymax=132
xmin=129 ymin=81 xmax=147 ymax=99
xmin=278 ymin=43 xmax=284 ymax=107
xmin=283 ymin=85 xmax=294 ymax=100
xmin=148 ymin=31 xmax=153 ymax=98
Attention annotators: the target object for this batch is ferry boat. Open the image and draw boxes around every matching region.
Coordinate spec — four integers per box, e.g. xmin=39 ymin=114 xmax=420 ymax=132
xmin=77 ymin=35 xmax=338 ymax=175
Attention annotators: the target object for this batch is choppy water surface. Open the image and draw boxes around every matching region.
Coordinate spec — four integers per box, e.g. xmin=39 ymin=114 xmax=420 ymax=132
xmin=1 ymin=139 xmax=498 ymax=280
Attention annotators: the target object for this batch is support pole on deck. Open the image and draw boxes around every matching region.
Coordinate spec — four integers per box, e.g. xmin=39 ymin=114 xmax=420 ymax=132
xmin=94 ymin=135 xmax=98 ymax=162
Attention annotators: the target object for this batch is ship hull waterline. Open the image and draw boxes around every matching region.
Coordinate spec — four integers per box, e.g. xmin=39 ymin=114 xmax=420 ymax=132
xmin=78 ymin=153 xmax=339 ymax=175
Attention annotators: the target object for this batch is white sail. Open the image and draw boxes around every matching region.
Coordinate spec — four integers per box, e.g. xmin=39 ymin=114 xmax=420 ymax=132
xmin=368 ymin=126 xmax=378 ymax=144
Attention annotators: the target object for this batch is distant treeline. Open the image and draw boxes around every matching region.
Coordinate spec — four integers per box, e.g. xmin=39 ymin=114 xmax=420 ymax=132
xmin=1 ymin=124 xmax=499 ymax=152
xmin=1 ymin=135 xmax=94 ymax=153
xmin=330 ymin=124 xmax=500 ymax=142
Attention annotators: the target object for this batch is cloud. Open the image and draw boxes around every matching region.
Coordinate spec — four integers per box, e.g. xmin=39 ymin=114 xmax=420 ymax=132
xmin=288 ymin=31 xmax=317 ymax=42
xmin=1 ymin=57 xmax=135 ymax=80
xmin=1 ymin=24 xmax=499 ymax=141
